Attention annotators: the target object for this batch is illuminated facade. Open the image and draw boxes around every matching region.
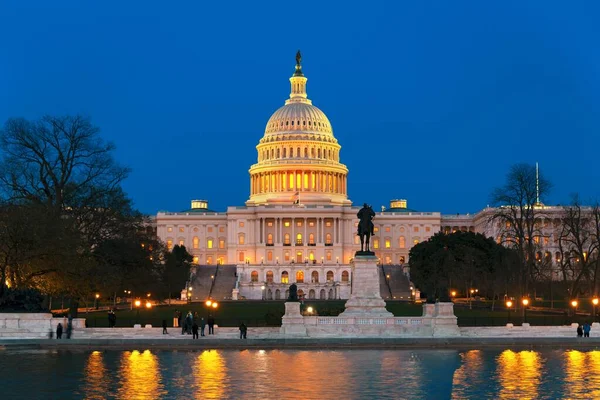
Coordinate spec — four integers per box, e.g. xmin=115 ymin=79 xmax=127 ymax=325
xmin=155 ymin=55 xmax=570 ymax=300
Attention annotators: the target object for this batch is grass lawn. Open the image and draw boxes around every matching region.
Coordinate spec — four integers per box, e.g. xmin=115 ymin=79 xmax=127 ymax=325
xmin=77 ymin=300 xmax=593 ymax=328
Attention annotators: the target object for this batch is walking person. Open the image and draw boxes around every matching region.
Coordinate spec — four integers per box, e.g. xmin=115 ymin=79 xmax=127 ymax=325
xmin=239 ymin=322 xmax=247 ymax=339
xmin=174 ymin=310 xmax=180 ymax=328
xmin=162 ymin=319 xmax=168 ymax=335
xmin=56 ymin=323 xmax=63 ymax=339
xmin=208 ymin=315 xmax=215 ymax=335
xmin=577 ymin=324 xmax=583 ymax=337
xmin=583 ymin=322 xmax=591 ymax=338
xmin=192 ymin=322 xmax=199 ymax=339
xmin=200 ymin=317 xmax=206 ymax=337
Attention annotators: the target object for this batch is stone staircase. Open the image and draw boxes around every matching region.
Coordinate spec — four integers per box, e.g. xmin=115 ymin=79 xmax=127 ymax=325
xmin=189 ymin=265 xmax=219 ymax=301
xmin=380 ymin=265 xmax=413 ymax=300
xmin=210 ymin=265 xmax=237 ymax=300
xmin=379 ymin=265 xmax=393 ymax=300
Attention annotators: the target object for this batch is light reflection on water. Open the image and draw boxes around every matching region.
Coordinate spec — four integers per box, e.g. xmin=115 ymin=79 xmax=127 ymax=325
xmin=2 ymin=348 xmax=600 ymax=399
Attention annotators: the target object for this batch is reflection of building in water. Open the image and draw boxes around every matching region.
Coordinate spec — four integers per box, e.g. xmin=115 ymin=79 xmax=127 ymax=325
xmin=497 ymin=350 xmax=541 ymax=399
xmin=83 ymin=351 xmax=108 ymax=400
xmin=118 ymin=350 xmax=164 ymax=399
xmin=194 ymin=350 xmax=226 ymax=399
xmin=451 ymin=350 xmax=486 ymax=398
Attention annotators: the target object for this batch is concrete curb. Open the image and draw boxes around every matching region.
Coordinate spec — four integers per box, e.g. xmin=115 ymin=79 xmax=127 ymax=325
xmin=2 ymin=337 xmax=600 ymax=350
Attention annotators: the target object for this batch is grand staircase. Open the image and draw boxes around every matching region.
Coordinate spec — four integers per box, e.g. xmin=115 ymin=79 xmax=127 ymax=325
xmin=209 ymin=265 xmax=237 ymax=300
xmin=189 ymin=265 xmax=218 ymax=301
xmin=379 ymin=264 xmax=413 ymax=300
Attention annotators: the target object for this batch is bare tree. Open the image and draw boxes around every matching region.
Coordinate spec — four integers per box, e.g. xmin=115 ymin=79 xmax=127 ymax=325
xmin=490 ymin=163 xmax=552 ymax=296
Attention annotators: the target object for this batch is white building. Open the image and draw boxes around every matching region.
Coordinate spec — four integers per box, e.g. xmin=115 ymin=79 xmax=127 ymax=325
xmin=156 ymin=54 xmax=571 ymax=300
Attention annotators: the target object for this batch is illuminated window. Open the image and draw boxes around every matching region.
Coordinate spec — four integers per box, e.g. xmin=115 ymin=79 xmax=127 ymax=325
xmin=385 ymin=238 xmax=391 ymax=249
xmin=297 ymin=221 xmax=302 ymax=227
xmin=296 ymin=233 xmax=302 ymax=244
xmin=374 ymin=227 xmax=379 ymax=233
xmin=207 ymin=239 xmax=213 ymax=249
xmin=296 ymin=271 xmax=304 ymax=283
xmin=327 ymin=270 xmax=334 ymax=281
xmin=167 ymin=240 xmax=173 ymax=250
xmin=219 ymin=239 xmax=225 ymax=249
xmin=207 ymin=256 xmax=213 ymax=264
xmin=219 ymin=227 xmax=225 ymax=233
xmin=239 ymin=222 xmax=245 ymax=228
xmin=413 ymin=239 xmax=419 ymax=245
xmin=414 ymin=226 xmax=419 ymax=232
xmin=284 ymin=234 xmax=291 ymax=245
xmin=533 ymin=236 xmax=540 ymax=244
xmin=193 ymin=236 xmax=199 ymax=249
xmin=341 ymin=271 xmax=349 ymax=282
xmin=179 ymin=240 xmax=184 ymax=246
xmin=325 ymin=233 xmax=332 ymax=244
xmin=385 ymin=256 xmax=391 ymax=264
xmin=208 ymin=227 xmax=213 ymax=233
xmin=251 ymin=271 xmax=259 ymax=282
xmin=505 ymin=221 xmax=511 ymax=228
xmin=267 ymin=233 xmax=273 ymax=245
xmin=311 ymin=271 xmax=319 ymax=283
xmin=354 ymin=222 xmax=358 ymax=227
xmin=179 ymin=227 xmax=184 ymax=233
xmin=373 ymin=239 xmax=379 ymax=249
xmin=399 ymin=256 xmax=405 ymax=264
xmin=354 ymin=236 xmax=360 ymax=245
xmin=193 ymin=256 xmax=199 ymax=264
xmin=326 ymin=221 xmax=332 ymax=227
xmin=426 ymin=227 xmax=431 ymax=232
xmin=267 ymin=222 xmax=273 ymax=227
xmin=284 ymin=221 xmax=290 ymax=227
xmin=281 ymin=271 xmax=289 ymax=284
xmin=167 ymin=227 xmax=173 ymax=232
xmin=309 ymin=221 xmax=314 ymax=227
xmin=399 ymin=236 xmax=406 ymax=249
xmin=309 ymin=251 xmax=314 ymax=260
xmin=326 ymin=251 xmax=332 ymax=261
xmin=239 ymin=252 xmax=245 ymax=262
xmin=266 ymin=271 xmax=274 ymax=283
xmin=309 ymin=233 xmax=315 ymax=244
xmin=238 ymin=234 xmax=245 ymax=245
xmin=284 ymin=251 xmax=290 ymax=261
xmin=385 ymin=227 xmax=391 ymax=232
xmin=543 ymin=237 xmax=549 ymax=246
xmin=267 ymin=251 xmax=273 ymax=261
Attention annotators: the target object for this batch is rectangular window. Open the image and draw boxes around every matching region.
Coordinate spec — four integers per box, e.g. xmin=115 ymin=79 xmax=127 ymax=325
xmin=167 ymin=227 xmax=173 ymax=232
xmin=426 ymin=227 xmax=431 ymax=232
xmin=326 ymin=252 xmax=332 ymax=261
xmin=207 ymin=256 xmax=213 ymax=264
xmin=239 ymin=235 xmax=245 ymax=245
xmin=219 ymin=227 xmax=225 ymax=233
xmin=385 ymin=227 xmax=391 ymax=232
xmin=354 ymin=236 xmax=360 ymax=245
xmin=238 ymin=252 xmax=244 ymax=262
xmin=208 ymin=227 xmax=213 ymax=233
xmin=385 ymin=239 xmax=391 ymax=249
xmin=193 ymin=237 xmax=199 ymax=249
xmin=414 ymin=226 xmax=419 ymax=232
xmin=267 ymin=222 xmax=273 ymax=227
xmin=207 ymin=239 xmax=213 ymax=249
xmin=413 ymin=239 xmax=419 ymax=245
xmin=193 ymin=256 xmax=199 ymax=264
xmin=374 ymin=227 xmax=379 ymax=232
xmin=179 ymin=227 xmax=184 ymax=232
xmin=167 ymin=240 xmax=173 ymax=250
xmin=326 ymin=221 xmax=332 ymax=227
xmin=297 ymin=221 xmax=302 ymax=227
xmin=239 ymin=222 xmax=245 ymax=228
xmin=267 ymin=251 xmax=273 ymax=261
xmin=219 ymin=240 xmax=225 ymax=249
xmin=179 ymin=240 xmax=184 ymax=246
xmin=284 ymin=221 xmax=290 ymax=227
xmin=374 ymin=239 xmax=379 ymax=249
xmin=543 ymin=237 xmax=549 ymax=246
xmin=284 ymin=252 xmax=290 ymax=261
xmin=309 ymin=221 xmax=314 ymax=227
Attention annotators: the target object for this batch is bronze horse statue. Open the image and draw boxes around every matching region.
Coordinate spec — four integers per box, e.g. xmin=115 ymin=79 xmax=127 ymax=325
xmin=357 ymin=203 xmax=375 ymax=253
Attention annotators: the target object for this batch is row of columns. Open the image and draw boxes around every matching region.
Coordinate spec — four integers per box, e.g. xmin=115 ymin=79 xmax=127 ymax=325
xmin=257 ymin=217 xmax=343 ymax=245
xmin=250 ymin=170 xmax=346 ymax=196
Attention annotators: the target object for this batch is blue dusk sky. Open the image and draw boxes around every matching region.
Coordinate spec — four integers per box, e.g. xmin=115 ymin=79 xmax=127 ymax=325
xmin=1 ymin=1 xmax=599 ymax=214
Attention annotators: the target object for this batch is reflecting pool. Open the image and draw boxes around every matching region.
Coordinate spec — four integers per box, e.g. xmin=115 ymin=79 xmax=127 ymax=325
xmin=1 ymin=348 xmax=600 ymax=399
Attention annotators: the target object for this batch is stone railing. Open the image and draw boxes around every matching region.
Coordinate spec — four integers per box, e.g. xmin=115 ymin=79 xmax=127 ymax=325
xmin=0 ymin=313 xmax=86 ymax=338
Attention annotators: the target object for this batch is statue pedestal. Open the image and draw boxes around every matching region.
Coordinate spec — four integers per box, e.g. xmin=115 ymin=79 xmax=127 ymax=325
xmin=280 ymin=302 xmax=307 ymax=336
xmin=339 ymin=255 xmax=393 ymax=318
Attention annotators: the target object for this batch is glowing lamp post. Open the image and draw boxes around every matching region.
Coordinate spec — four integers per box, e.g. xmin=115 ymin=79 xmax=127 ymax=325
xmin=593 ymin=298 xmax=599 ymax=322
xmin=134 ymin=299 xmax=142 ymax=325
xmin=522 ymin=298 xmax=529 ymax=323
xmin=571 ymin=300 xmax=578 ymax=316
xmin=261 ymin=285 xmax=265 ymax=300
xmin=506 ymin=300 xmax=513 ymax=324
xmin=306 ymin=306 xmax=314 ymax=315
xmin=94 ymin=293 xmax=100 ymax=310
xmin=145 ymin=301 xmax=152 ymax=309
xmin=450 ymin=291 xmax=457 ymax=298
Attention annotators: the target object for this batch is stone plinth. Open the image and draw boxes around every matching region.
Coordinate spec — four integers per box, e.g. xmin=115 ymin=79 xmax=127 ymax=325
xmin=431 ymin=302 xmax=460 ymax=337
xmin=339 ymin=255 xmax=393 ymax=318
xmin=280 ymin=302 xmax=307 ymax=336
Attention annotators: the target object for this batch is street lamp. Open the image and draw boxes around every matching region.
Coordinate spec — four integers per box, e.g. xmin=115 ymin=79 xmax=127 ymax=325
xmin=571 ymin=300 xmax=578 ymax=315
xmin=506 ymin=300 xmax=513 ymax=324
xmin=134 ymin=299 xmax=142 ymax=325
xmin=205 ymin=300 xmax=212 ymax=307
xmin=451 ymin=291 xmax=457 ymax=298
xmin=188 ymin=287 xmax=193 ymax=303
xmin=212 ymin=302 xmax=218 ymax=309
xmin=306 ymin=306 xmax=314 ymax=315
xmin=522 ymin=298 xmax=529 ymax=324
xmin=145 ymin=301 xmax=152 ymax=309
xmin=261 ymin=285 xmax=265 ymax=300
xmin=94 ymin=293 xmax=100 ymax=310
xmin=593 ymin=298 xmax=599 ymax=322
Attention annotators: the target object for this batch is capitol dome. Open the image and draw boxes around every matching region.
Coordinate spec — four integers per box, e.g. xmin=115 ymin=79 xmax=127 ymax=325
xmin=247 ymin=52 xmax=350 ymax=206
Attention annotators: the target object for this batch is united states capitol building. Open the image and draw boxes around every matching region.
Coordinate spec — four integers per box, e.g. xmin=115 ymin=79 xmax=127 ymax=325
xmin=156 ymin=54 xmax=569 ymax=301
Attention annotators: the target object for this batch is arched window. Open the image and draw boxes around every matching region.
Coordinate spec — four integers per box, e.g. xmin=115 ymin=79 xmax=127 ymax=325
xmin=318 ymin=148 xmax=321 ymax=158
xmin=283 ymin=148 xmax=287 ymax=158
xmin=413 ymin=238 xmax=419 ymax=245
xmin=311 ymin=148 xmax=315 ymax=157
xmin=251 ymin=271 xmax=259 ymax=282
xmin=304 ymin=148 xmax=308 ymax=158
xmin=276 ymin=148 xmax=280 ymax=158
xmin=281 ymin=271 xmax=289 ymax=284
xmin=275 ymin=289 xmax=281 ymax=300
xmin=326 ymin=270 xmax=334 ymax=281
xmin=238 ymin=252 xmax=244 ymax=262
xmin=385 ymin=237 xmax=391 ymax=248
xmin=328 ymin=289 xmax=334 ymax=299
xmin=320 ymin=289 xmax=326 ymax=299
xmin=266 ymin=271 xmax=274 ymax=283
xmin=267 ymin=233 xmax=273 ymax=245
xmin=341 ymin=271 xmax=349 ymax=282
xmin=373 ymin=238 xmax=379 ymax=249
xmin=311 ymin=271 xmax=319 ymax=283
xmin=296 ymin=270 xmax=304 ymax=283
xmin=309 ymin=289 xmax=315 ymax=299
xmin=325 ymin=233 xmax=332 ymax=245
xmin=193 ymin=236 xmax=199 ymax=249
xmin=296 ymin=233 xmax=303 ymax=245
xmin=297 ymin=147 xmax=300 ymax=157
xmin=284 ymin=233 xmax=291 ymax=245
xmin=290 ymin=148 xmax=294 ymax=157
xmin=309 ymin=233 xmax=315 ymax=245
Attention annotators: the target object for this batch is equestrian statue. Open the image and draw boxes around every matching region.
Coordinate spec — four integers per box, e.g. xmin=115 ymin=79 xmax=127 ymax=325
xmin=357 ymin=203 xmax=376 ymax=254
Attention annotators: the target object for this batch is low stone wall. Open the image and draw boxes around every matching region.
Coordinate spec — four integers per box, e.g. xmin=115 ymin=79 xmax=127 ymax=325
xmin=0 ymin=313 xmax=86 ymax=338
xmin=461 ymin=322 xmax=600 ymax=338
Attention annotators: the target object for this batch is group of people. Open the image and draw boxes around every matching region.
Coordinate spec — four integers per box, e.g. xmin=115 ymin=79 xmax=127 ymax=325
xmin=577 ymin=322 xmax=592 ymax=337
xmin=174 ymin=310 xmax=215 ymax=339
